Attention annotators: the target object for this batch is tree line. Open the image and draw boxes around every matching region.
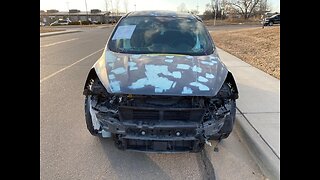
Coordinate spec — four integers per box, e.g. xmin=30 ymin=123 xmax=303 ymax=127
xmin=177 ymin=0 xmax=271 ymax=20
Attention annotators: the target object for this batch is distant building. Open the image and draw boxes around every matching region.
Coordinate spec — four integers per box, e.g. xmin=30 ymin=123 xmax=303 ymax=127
xmin=91 ymin=9 xmax=101 ymax=13
xmin=69 ymin=9 xmax=80 ymax=13
xmin=47 ymin=9 xmax=59 ymax=13
xmin=40 ymin=9 xmax=126 ymax=25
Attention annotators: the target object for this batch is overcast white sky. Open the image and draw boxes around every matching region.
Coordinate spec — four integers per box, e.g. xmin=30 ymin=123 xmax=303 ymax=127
xmin=40 ymin=0 xmax=280 ymax=14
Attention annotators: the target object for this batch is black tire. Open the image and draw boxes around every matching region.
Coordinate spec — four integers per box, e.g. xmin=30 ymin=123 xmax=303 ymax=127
xmin=208 ymin=100 xmax=236 ymax=140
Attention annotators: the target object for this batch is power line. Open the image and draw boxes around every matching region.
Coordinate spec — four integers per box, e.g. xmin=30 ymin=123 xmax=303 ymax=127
xmin=85 ymin=0 xmax=89 ymax=21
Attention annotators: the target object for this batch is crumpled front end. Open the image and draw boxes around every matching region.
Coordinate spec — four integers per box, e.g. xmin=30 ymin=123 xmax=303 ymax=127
xmin=84 ymin=75 xmax=237 ymax=152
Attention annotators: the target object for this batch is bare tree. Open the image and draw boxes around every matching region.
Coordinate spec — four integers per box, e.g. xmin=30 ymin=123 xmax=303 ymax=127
xmin=104 ymin=0 xmax=109 ymax=12
xmin=258 ymin=0 xmax=271 ymax=14
xmin=190 ymin=9 xmax=199 ymax=15
xmin=110 ymin=0 xmax=113 ymax=12
xmin=123 ymin=0 xmax=129 ymax=13
xmin=105 ymin=0 xmax=114 ymax=13
xmin=203 ymin=3 xmax=214 ymax=19
xmin=206 ymin=0 xmax=226 ymax=19
xmin=115 ymin=0 xmax=120 ymax=15
xmin=177 ymin=3 xmax=188 ymax=12
xmin=229 ymin=0 xmax=261 ymax=19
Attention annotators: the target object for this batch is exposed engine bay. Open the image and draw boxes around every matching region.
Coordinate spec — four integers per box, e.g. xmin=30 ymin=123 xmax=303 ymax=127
xmin=84 ymin=78 xmax=236 ymax=152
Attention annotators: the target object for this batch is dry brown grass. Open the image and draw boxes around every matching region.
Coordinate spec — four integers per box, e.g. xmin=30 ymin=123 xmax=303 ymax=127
xmin=40 ymin=27 xmax=66 ymax=33
xmin=203 ymin=18 xmax=261 ymax=26
xmin=210 ymin=26 xmax=280 ymax=79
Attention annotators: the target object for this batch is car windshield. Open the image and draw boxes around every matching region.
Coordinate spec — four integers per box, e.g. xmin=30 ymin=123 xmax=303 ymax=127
xmin=108 ymin=16 xmax=214 ymax=56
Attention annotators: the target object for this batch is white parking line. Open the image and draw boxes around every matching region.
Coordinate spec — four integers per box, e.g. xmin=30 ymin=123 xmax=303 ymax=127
xmin=40 ymin=38 xmax=79 ymax=48
xmin=40 ymin=48 xmax=104 ymax=83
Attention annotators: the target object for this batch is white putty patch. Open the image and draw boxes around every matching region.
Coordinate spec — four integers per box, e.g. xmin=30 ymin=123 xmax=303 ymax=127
xmin=129 ymin=76 xmax=173 ymax=91
xmin=108 ymin=63 xmax=114 ymax=68
xmin=192 ymin=65 xmax=202 ymax=73
xmin=200 ymin=61 xmax=214 ymax=66
xmin=166 ymin=56 xmax=174 ymax=58
xmin=177 ymin=64 xmax=190 ymax=70
xmin=190 ymin=82 xmax=209 ymax=91
xmin=128 ymin=61 xmax=138 ymax=70
xmin=205 ymin=73 xmax=215 ymax=79
xmin=210 ymin=56 xmax=219 ymax=60
xmin=129 ymin=78 xmax=148 ymax=89
xmin=145 ymin=64 xmax=181 ymax=79
xmin=130 ymin=66 xmax=138 ymax=71
xmin=198 ymin=76 xmax=208 ymax=82
xmin=128 ymin=61 xmax=137 ymax=67
xmin=165 ymin=59 xmax=174 ymax=63
xmin=109 ymin=80 xmax=121 ymax=92
xmin=106 ymin=52 xmax=117 ymax=62
xmin=148 ymin=77 xmax=173 ymax=90
xmin=108 ymin=74 xmax=115 ymax=80
xmin=111 ymin=67 xmax=126 ymax=74
xmin=129 ymin=65 xmax=175 ymax=92
xmin=186 ymin=56 xmax=193 ymax=59
xmin=182 ymin=87 xmax=193 ymax=94
xmin=172 ymin=71 xmax=182 ymax=78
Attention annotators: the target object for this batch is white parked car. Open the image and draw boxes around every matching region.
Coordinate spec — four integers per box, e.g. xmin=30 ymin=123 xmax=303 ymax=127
xmin=50 ymin=19 xmax=71 ymax=26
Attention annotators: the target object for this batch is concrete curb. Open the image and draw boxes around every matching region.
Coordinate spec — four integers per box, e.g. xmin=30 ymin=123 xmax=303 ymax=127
xmin=40 ymin=30 xmax=81 ymax=37
xmin=235 ymin=113 xmax=280 ymax=180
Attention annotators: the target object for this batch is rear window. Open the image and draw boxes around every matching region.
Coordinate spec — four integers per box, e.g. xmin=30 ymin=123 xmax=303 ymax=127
xmin=108 ymin=16 xmax=214 ymax=56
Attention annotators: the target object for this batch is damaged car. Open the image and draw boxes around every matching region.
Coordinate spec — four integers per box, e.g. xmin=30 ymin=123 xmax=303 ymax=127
xmin=83 ymin=10 xmax=239 ymax=152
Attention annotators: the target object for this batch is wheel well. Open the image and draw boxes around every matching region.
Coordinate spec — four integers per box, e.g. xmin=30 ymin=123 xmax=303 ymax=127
xmin=83 ymin=68 xmax=98 ymax=95
xmin=225 ymin=72 xmax=239 ymax=99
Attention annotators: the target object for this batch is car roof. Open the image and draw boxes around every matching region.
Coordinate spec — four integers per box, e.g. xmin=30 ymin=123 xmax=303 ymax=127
xmin=126 ymin=10 xmax=200 ymax=21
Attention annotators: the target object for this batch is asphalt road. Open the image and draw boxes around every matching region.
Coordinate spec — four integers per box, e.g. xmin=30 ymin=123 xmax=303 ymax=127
xmin=40 ymin=26 xmax=263 ymax=180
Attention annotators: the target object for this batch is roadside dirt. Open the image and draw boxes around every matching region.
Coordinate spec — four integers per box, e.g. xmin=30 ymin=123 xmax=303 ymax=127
xmin=210 ymin=26 xmax=280 ymax=79
xmin=203 ymin=19 xmax=261 ymax=26
xmin=40 ymin=27 xmax=66 ymax=33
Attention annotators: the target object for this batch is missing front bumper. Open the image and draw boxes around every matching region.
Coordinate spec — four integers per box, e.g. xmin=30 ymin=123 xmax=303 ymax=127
xmin=96 ymin=112 xmax=225 ymax=152
xmin=114 ymin=138 xmax=204 ymax=153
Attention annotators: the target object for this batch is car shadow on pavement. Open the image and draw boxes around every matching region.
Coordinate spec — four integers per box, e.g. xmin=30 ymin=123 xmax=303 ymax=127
xmin=98 ymin=138 xmax=172 ymax=180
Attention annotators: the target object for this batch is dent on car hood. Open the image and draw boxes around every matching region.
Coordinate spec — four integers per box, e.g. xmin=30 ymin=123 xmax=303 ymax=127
xmin=94 ymin=50 xmax=228 ymax=96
